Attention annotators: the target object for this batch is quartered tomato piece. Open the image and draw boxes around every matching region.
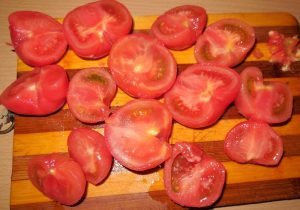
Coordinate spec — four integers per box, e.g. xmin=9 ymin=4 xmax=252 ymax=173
xmin=151 ymin=5 xmax=207 ymax=50
xmin=164 ymin=142 xmax=226 ymax=207
xmin=235 ymin=66 xmax=293 ymax=123
xmin=9 ymin=11 xmax=67 ymax=67
xmin=0 ymin=65 xmax=68 ymax=115
xmin=108 ymin=33 xmax=177 ymax=99
xmin=67 ymin=67 xmax=116 ymax=123
xmin=224 ymin=119 xmax=283 ymax=165
xmin=68 ymin=127 xmax=112 ymax=185
xmin=63 ymin=0 xmax=133 ymax=59
xmin=104 ymin=99 xmax=172 ymax=171
xmin=194 ymin=18 xmax=255 ymax=67
xmin=164 ymin=64 xmax=241 ymax=128
xmin=28 ymin=154 xmax=86 ymax=206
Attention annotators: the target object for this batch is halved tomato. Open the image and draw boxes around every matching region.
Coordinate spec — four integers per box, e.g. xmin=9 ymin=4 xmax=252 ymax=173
xmin=108 ymin=33 xmax=177 ymax=99
xmin=151 ymin=5 xmax=207 ymax=50
xmin=67 ymin=67 xmax=117 ymax=123
xmin=9 ymin=11 xmax=67 ymax=67
xmin=68 ymin=127 xmax=112 ymax=185
xmin=164 ymin=64 xmax=241 ymax=128
xmin=194 ymin=18 xmax=255 ymax=67
xmin=0 ymin=65 xmax=68 ymax=115
xmin=224 ymin=119 xmax=283 ymax=165
xmin=28 ymin=153 xmax=86 ymax=206
xmin=63 ymin=0 xmax=133 ymax=59
xmin=235 ymin=66 xmax=293 ymax=123
xmin=164 ymin=142 xmax=226 ymax=207
xmin=104 ymin=99 xmax=172 ymax=171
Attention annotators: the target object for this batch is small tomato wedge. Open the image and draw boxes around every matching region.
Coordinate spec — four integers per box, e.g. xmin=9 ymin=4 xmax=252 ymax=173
xmin=224 ymin=119 xmax=283 ymax=165
xmin=151 ymin=5 xmax=207 ymax=50
xmin=164 ymin=64 xmax=241 ymax=128
xmin=68 ymin=127 xmax=112 ymax=185
xmin=67 ymin=67 xmax=117 ymax=123
xmin=164 ymin=142 xmax=226 ymax=207
xmin=235 ymin=66 xmax=293 ymax=123
xmin=108 ymin=33 xmax=177 ymax=99
xmin=63 ymin=0 xmax=133 ymax=59
xmin=104 ymin=99 xmax=172 ymax=171
xmin=0 ymin=65 xmax=68 ymax=115
xmin=28 ymin=153 xmax=86 ymax=206
xmin=194 ymin=18 xmax=255 ymax=67
xmin=9 ymin=11 xmax=67 ymax=67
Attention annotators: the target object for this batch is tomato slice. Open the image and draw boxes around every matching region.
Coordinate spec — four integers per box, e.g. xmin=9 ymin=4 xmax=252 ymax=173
xmin=194 ymin=18 xmax=255 ymax=67
xmin=151 ymin=5 xmax=207 ymax=50
xmin=63 ymin=0 xmax=132 ymax=59
xmin=164 ymin=64 xmax=241 ymax=128
xmin=104 ymin=99 xmax=172 ymax=171
xmin=235 ymin=66 xmax=293 ymax=123
xmin=164 ymin=142 xmax=226 ymax=207
xmin=28 ymin=153 xmax=86 ymax=205
xmin=224 ymin=119 xmax=283 ymax=165
xmin=9 ymin=11 xmax=67 ymax=67
xmin=108 ymin=33 xmax=177 ymax=99
xmin=67 ymin=67 xmax=117 ymax=123
xmin=68 ymin=127 xmax=112 ymax=185
xmin=0 ymin=65 xmax=68 ymax=115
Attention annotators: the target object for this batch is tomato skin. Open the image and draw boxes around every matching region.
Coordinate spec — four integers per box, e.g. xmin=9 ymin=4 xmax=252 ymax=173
xmin=28 ymin=153 xmax=86 ymax=206
xmin=224 ymin=119 xmax=283 ymax=166
xmin=108 ymin=33 xmax=177 ymax=99
xmin=164 ymin=142 xmax=226 ymax=207
xmin=9 ymin=11 xmax=67 ymax=67
xmin=67 ymin=67 xmax=117 ymax=123
xmin=151 ymin=5 xmax=207 ymax=50
xmin=68 ymin=127 xmax=112 ymax=185
xmin=164 ymin=64 xmax=241 ymax=128
xmin=0 ymin=65 xmax=68 ymax=115
xmin=104 ymin=99 xmax=172 ymax=171
xmin=63 ymin=0 xmax=133 ymax=59
xmin=235 ymin=66 xmax=293 ymax=124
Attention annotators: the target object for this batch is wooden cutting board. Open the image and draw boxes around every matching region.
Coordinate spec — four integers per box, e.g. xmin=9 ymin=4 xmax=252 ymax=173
xmin=10 ymin=12 xmax=300 ymax=210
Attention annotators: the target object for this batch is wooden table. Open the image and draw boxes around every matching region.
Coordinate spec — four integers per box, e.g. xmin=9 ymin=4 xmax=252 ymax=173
xmin=1 ymin=1 xmax=300 ymax=210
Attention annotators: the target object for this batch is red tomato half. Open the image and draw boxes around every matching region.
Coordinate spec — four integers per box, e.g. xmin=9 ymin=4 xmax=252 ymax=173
xmin=224 ymin=119 xmax=283 ymax=165
xmin=0 ymin=65 xmax=68 ymax=115
xmin=108 ymin=33 xmax=177 ymax=99
xmin=28 ymin=154 xmax=86 ymax=206
xmin=151 ymin=5 xmax=207 ymax=50
xmin=67 ymin=67 xmax=117 ymax=123
xmin=235 ymin=66 xmax=293 ymax=123
xmin=9 ymin=11 xmax=67 ymax=67
xmin=164 ymin=142 xmax=226 ymax=207
xmin=68 ymin=127 xmax=112 ymax=185
xmin=194 ymin=18 xmax=255 ymax=67
xmin=63 ymin=0 xmax=133 ymax=59
xmin=164 ymin=64 xmax=241 ymax=128
xmin=104 ymin=99 xmax=172 ymax=171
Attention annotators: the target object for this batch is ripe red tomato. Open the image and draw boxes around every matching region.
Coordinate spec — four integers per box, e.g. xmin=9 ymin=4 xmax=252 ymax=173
xmin=164 ymin=142 xmax=226 ymax=207
xmin=28 ymin=153 xmax=86 ymax=206
xmin=108 ymin=33 xmax=177 ymax=99
xmin=151 ymin=5 xmax=207 ymax=50
xmin=0 ymin=65 xmax=68 ymax=115
xmin=235 ymin=66 xmax=293 ymax=123
xmin=67 ymin=67 xmax=117 ymax=123
xmin=63 ymin=0 xmax=133 ymax=59
xmin=9 ymin=11 xmax=67 ymax=67
xmin=104 ymin=99 xmax=172 ymax=171
xmin=164 ymin=64 xmax=241 ymax=128
xmin=194 ymin=18 xmax=255 ymax=67
xmin=224 ymin=119 xmax=283 ymax=165
xmin=68 ymin=127 xmax=113 ymax=185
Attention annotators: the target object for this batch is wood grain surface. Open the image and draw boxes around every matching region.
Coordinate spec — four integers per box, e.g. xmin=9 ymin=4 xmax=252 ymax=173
xmin=9 ymin=12 xmax=300 ymax=209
